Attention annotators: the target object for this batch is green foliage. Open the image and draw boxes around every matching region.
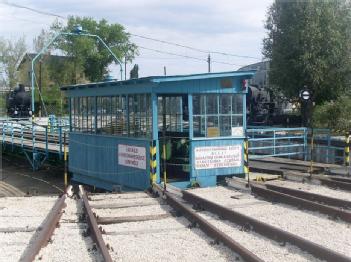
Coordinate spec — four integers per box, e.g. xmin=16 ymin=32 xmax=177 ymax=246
xmin=313 ymin=96 xmax=351 ymax=131
xmin=51 ymin=16 xmax=138 ymax=82
xmin=0 ymin=37 xmax=26 ymax=88
xmin=263 ymin=0 xmax=351 ymax=105
xmin=0 ymin=95 xmax=6 ymax=117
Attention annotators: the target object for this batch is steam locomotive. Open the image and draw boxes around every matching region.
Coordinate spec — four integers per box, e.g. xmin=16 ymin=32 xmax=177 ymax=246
xmin=246 ymin=85 xmax=301 ymax=126
xmin=6 ymin=84 xmax=32 ymax=118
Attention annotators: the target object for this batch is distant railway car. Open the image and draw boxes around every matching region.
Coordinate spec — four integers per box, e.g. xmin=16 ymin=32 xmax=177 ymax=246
xmin=61 ymin=71 xmax=255 ymax=190
xmin=6 ymin=84 xmax=31 ymax=118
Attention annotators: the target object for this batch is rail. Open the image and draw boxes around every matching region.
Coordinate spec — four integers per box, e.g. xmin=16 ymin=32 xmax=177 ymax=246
xmin=79 ymin=185 xmax=113 ymax=262
xmin=152 ymin=184 xmax=262 ymax=262
xmin=182 ymin=189 xmax=351 ymax=262
xmin=20 ymin=191 xmax=67 ymax=261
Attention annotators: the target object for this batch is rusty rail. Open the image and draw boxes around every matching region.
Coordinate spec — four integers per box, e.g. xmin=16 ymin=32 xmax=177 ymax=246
xmin=152 ymin=184 xmax=263 ymax=262
xmin=182 ymin=189 xmax=351 ymax=262
xmin=20 ymin=193 xmax=67 ymax=262
xmin=327 ymin=176 xmax=351 ymax=183
xmin=79 ymin=185 xmax=113 ymax=262
xmin=251 ymin=183 xmax=351 ymax=223
xmin=265 ymin=183 xmax=351 ymax=209
xmin=317 ymin=177 xmax=351 ymax=191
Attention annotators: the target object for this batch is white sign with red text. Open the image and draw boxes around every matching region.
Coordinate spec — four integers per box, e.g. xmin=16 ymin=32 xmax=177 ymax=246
xmin=194 ymin=145 xmax=242 ymax=170
xmin=118 ymin=144 xmax=146 ymax=170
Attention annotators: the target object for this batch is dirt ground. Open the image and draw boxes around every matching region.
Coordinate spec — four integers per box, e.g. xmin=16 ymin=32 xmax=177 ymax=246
xmin=0 ymin=152 xmax=65 ymax=196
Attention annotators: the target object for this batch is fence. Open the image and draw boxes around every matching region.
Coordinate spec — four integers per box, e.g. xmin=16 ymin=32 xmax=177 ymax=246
xmin=0 ymin=117 xmax=69 ymax=170
xmin=247 ymin=126 xmax=350 ymax=166
xmin=247 ymin=127 xmax=307 ymax=159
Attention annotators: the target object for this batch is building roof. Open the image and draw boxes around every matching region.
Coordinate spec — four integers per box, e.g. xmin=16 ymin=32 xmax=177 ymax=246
xmin=61 ymin=70 xmax=256 ymax=91
xmin=16 ymin=53 xmax=70 ymax=71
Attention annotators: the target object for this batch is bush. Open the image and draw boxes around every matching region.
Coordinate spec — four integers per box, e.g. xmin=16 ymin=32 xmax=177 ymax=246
xmin=313 ymin=96 xmax=351 ymax=131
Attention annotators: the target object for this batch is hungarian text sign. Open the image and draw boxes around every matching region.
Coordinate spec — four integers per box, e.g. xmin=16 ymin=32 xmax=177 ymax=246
xmin=194 ymin=145 xmax=242 ymax=170
xmin=118 ymin=144 xmax=146 ymax=170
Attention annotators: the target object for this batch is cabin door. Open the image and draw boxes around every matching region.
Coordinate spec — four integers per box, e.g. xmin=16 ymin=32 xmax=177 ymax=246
xmin=157 ymin=95 xmax=190 ymax=183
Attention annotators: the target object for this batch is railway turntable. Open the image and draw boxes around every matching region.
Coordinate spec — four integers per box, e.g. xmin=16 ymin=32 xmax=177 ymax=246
xmin=61 ymin=70 xmax=255 ymax=190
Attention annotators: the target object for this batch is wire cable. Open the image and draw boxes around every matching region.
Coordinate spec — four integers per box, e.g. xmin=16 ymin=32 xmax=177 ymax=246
xmin=1 ymin=0 xmax=66 ymax=20
xmin=1 ymin=1 xmax=260 ymax=62
xmin=138 ymin=46 xmax=246 ymax=67
xmin=132 ymin=33 xmax=261 ymax=60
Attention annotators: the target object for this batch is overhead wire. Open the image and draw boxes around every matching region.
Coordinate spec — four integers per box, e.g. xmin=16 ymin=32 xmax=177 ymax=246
xmin=131 ymin=33 xmax=261 ymax=60
xmin=0 ymin=0 xmax=66 ymax=20
xmin=1 ymin=1 xmax=255 ymax=68
xmin=138 ymin=46 xmax=246 ymax=67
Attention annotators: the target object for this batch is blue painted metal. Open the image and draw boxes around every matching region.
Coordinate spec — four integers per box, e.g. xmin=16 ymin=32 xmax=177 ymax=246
xmin=246 ymin=126 xmax=348 ymax=165
xmin=62 ymin=71 xmax=255 ymax=189
xmin=69 ymin=133 xmax=150 ymax=190
xmin=247 ymin=127 xmax=307 ymax=159
xmin=0 ymin=118 xmax=68 ymax=170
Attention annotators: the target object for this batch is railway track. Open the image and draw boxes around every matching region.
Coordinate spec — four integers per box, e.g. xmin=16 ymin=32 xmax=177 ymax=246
xmin=0 ymin=186 xmax=105 ymax=261
xmin=1 ymin=183 xmax=350 ymax=261
xmin=186 ymin=185 xmax=351 ymax=261
xmin=0 ymin=181 xmax=25 ymax=197
xmin=87 ymin=184 xmax=255 ymax=261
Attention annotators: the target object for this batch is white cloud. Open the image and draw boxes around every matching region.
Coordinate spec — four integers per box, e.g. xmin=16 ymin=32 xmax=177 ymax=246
xmin=0 ymin=0 xmax=273 ymax=78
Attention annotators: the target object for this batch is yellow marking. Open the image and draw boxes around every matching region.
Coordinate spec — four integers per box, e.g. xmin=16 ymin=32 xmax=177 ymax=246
xmin=163 ymin=143 xmax=167 ymax=186
xmin=64 ymin=172 xmax=67 ymax=188
xmin=150 ymin=160 xmax=157 ymax=168
xmin=150 ymin=146 xmax=157 ymax=155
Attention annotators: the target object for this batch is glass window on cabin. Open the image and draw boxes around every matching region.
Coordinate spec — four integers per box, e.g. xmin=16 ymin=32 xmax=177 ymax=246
xmin=87 ymin=97 xmax=96 ymax=133
xmin=74 ymin=94 xmax=152 ymax=138
xmin=80 ymin=97 xmax=87 ymax=132
xmin=100 ymin=97 xmax=112 ymax=134
xmin=128 ymin=94 xmax=152 ymax=138
xmin=86 ymin=94 xmax=152 ymax=138
xmin=192 ymin=94 xmax=244 ymax=138
xmin=73 ymin=97 xmax=80 ymax=132
xmin=70 ymin=98 xmax=75 ymax=131
xmin=158 ymin=96 xmax=184 ymax=133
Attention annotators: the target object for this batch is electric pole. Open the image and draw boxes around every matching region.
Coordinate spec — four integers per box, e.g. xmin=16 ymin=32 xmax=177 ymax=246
xmin=124 ymin=56 xmax=127 ymax=80
xmin=39 ymin=60 xmax=42 ymax=117
xmin=207 ymin=54 xmax=211 ymax=73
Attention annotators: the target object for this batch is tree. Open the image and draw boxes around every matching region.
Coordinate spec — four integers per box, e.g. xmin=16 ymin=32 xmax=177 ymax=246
xmin=263 ymin=0 xmax=351 ymax=125
xmin=130 ymin=64 xmax=139 ymax=79
xmin=50 ymin=16 xmax=138 ymax=82
xmin=0 ymin=37 xmax=26 ymax=88
xmin=313 ymin=96 xmax=351 ymax=131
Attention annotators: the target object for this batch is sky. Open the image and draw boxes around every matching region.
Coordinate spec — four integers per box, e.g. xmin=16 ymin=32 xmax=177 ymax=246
xmin=0 ymin=0 xmax=273 ymax=79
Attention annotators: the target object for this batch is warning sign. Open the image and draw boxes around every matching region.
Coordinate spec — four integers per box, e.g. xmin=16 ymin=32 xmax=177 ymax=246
xmin=118 ymin=144 xmax=146 ymax=170
xmin=194 ymin=145 xmax=242 ymax=170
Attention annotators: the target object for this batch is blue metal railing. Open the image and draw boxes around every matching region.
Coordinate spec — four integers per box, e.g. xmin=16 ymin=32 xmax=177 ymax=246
xmin=247 ymin=126 xmax=349 ymax=165
xmin=0 ymin=117 xmax=69 ymax=170
xmin=247 ymin=127 xmax=307 ymax=159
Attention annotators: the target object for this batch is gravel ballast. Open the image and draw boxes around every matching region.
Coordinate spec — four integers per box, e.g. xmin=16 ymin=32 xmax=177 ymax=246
xmin=35 ymin=197 xmax=103 ymax=261
xmin=189 ymin=186 xmax=351 ymax=257
xmin=0 ymin=196 xmax=57 ymax=261
xmin=94 ymin=193 xmax=239 ymax=262
xmin=266 ymin=179 xmax=351 ymax=201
